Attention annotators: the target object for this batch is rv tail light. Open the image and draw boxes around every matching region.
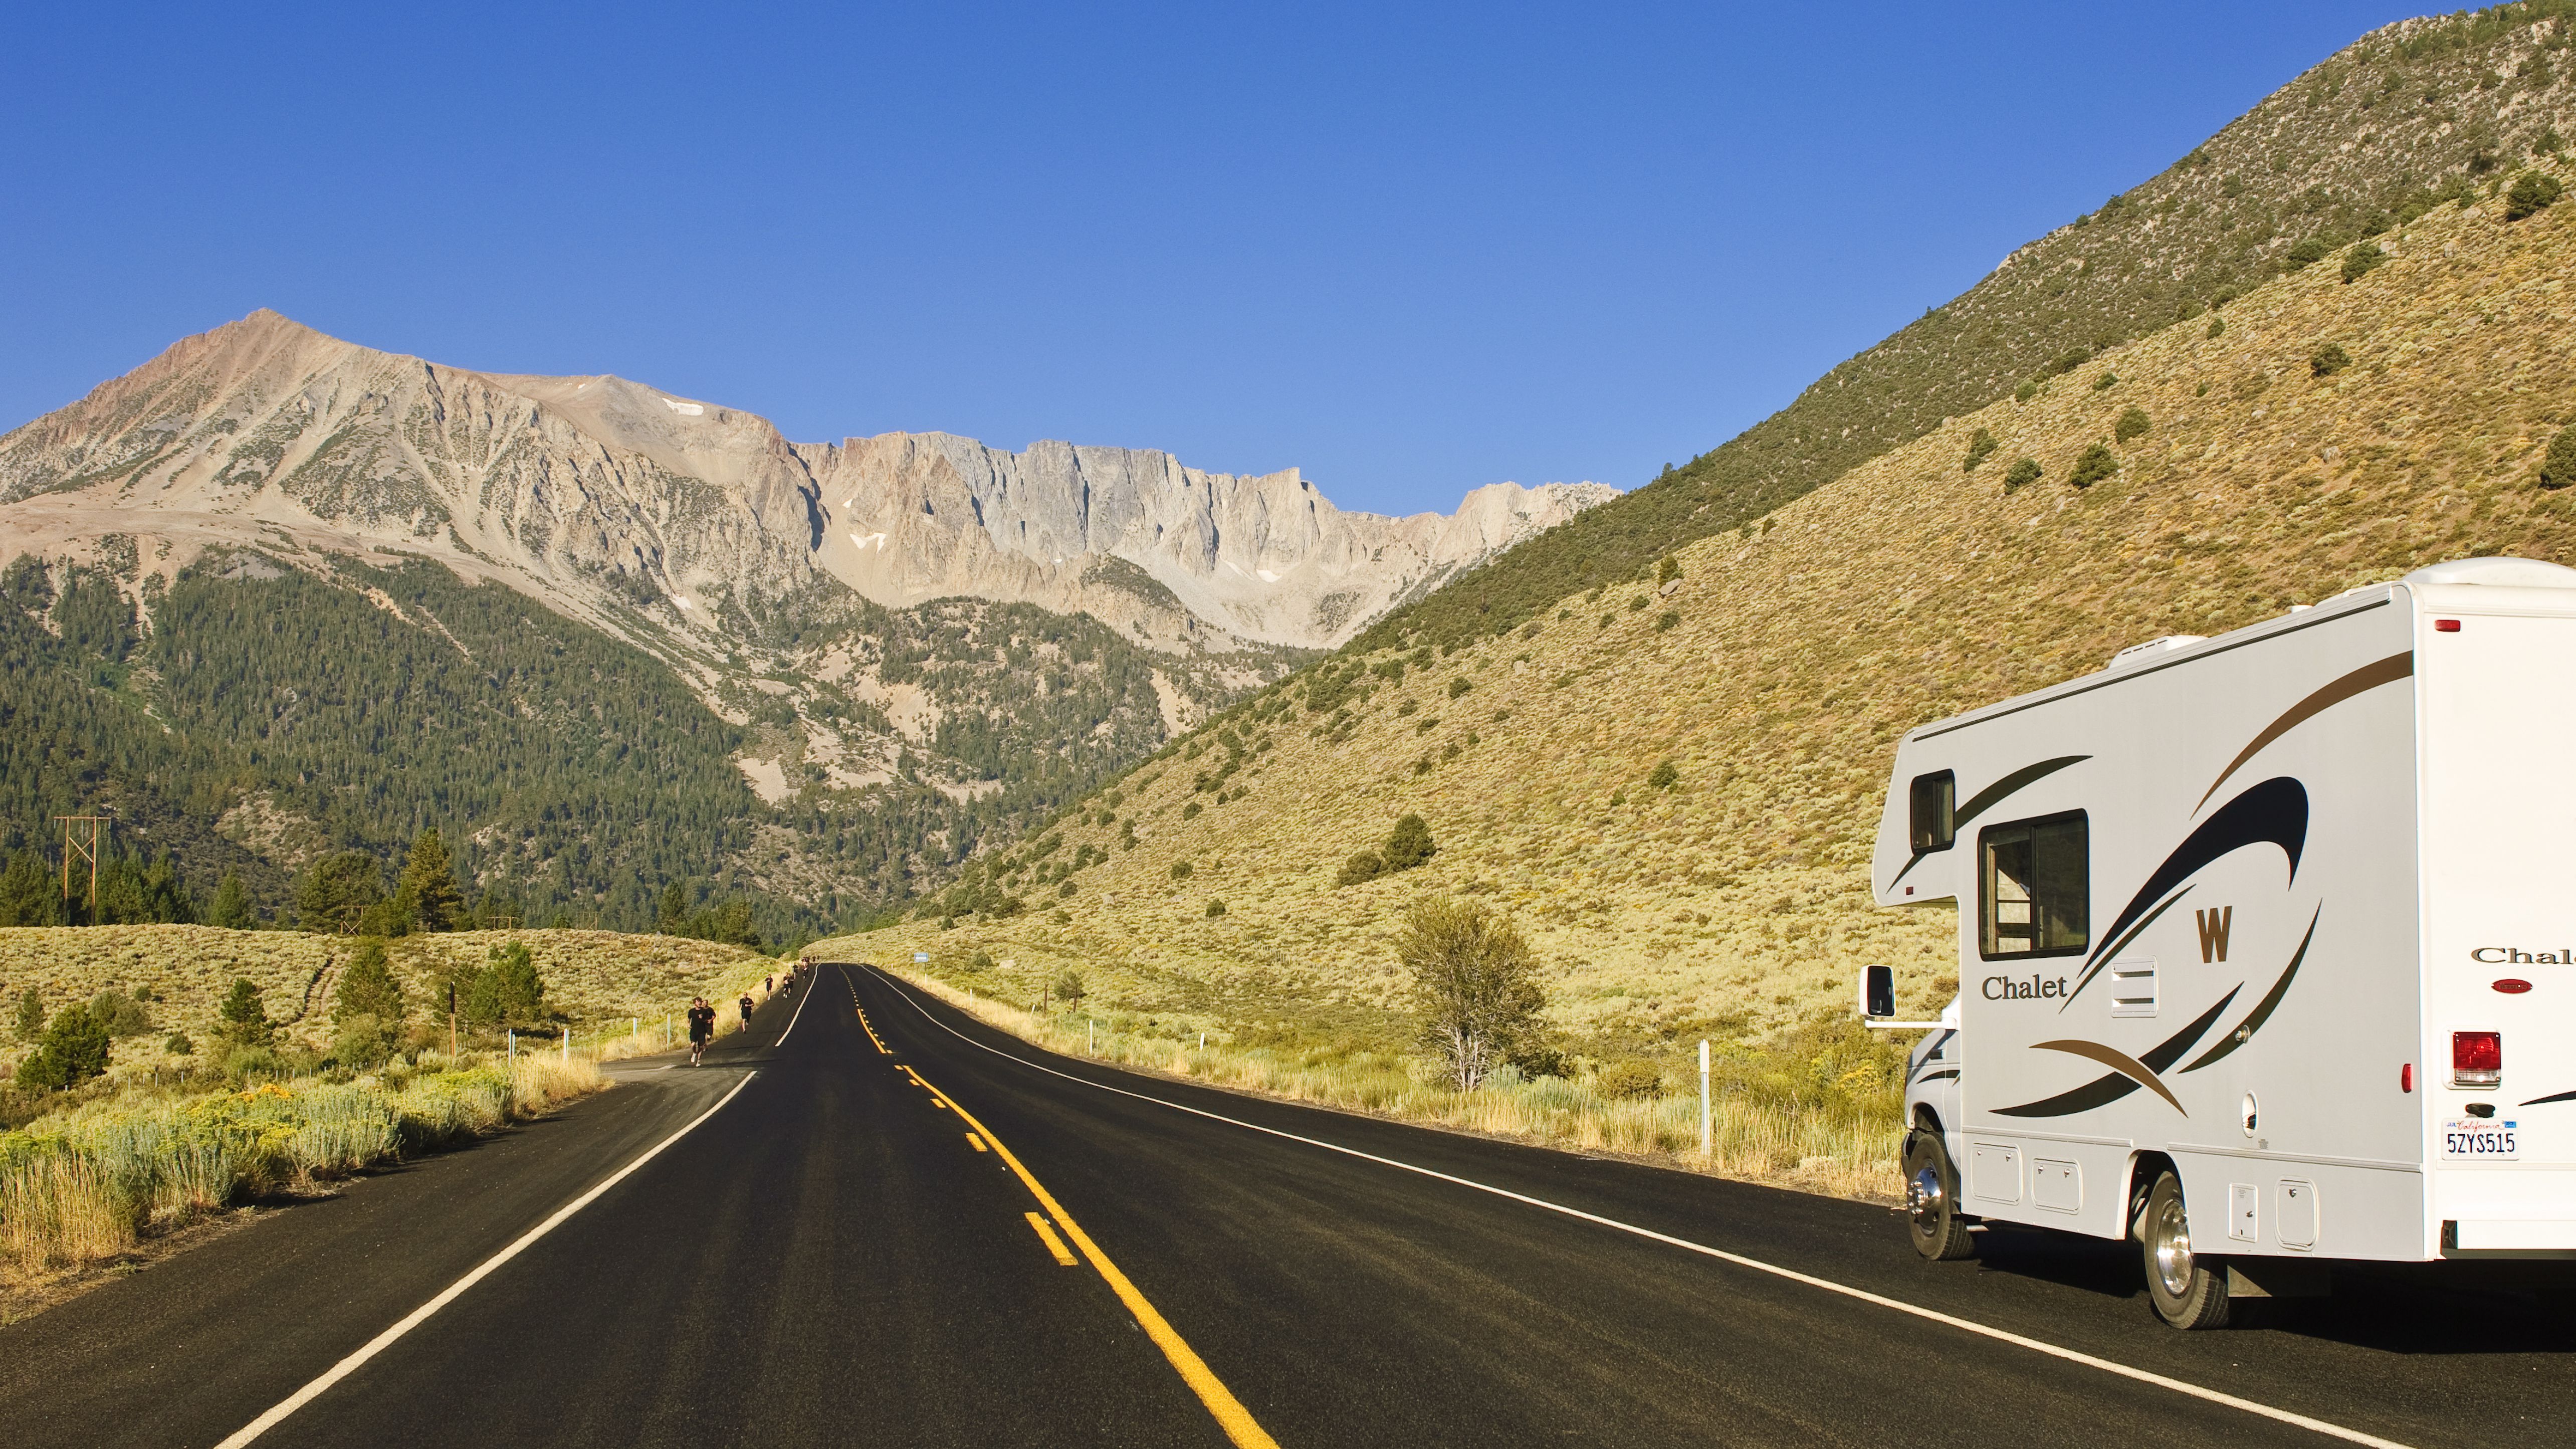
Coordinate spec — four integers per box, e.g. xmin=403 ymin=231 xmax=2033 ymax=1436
xmin=2401 ymin=1063 xmax=2413 ymax=1093
xmin=2435 ymin=618 xmax=2462 ymax=633
xmin=2453 ymin=1030 xmax=2502 ymax=1088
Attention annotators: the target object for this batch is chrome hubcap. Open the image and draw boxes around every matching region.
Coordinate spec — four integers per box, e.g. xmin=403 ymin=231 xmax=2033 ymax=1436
xmin=1907 ymin=1165 xmax=1946 ymax=1229
xmin=2152 ymin=1194 xmax=2196 ymax=1297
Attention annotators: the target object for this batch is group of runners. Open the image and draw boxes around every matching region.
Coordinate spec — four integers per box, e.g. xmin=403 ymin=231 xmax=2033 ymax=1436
xmin=683 ymin=959 xmax=813 ymax=1066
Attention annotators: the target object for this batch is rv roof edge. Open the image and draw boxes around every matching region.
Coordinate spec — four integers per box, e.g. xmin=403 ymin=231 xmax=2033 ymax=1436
xmin=2401 ymin=555 xmax=2576 ymax=589
xmin=2103 ymin=635 xmax=2208 ymax=672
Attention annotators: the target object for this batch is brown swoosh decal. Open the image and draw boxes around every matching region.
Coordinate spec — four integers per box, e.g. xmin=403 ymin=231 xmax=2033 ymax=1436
xmin=2196 ymin=652 xmax=2412 ymax=811
xmin=2030 ymin=1039 xmax=2186 ymax=1113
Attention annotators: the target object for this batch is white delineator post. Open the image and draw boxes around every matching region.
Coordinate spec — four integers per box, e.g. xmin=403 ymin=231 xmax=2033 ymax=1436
xmin=1698 ymin=1040 xmax=1712 ymax=1159
xmin=1088 ymin=1018 xmax=1096 ymax=1054
xmin=562 ymin=1027 xmax=570 ymax=1063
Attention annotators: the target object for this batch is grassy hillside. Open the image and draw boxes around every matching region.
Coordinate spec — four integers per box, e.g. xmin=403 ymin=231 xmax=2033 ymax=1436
xmin=1364 ymin=2 xmax=2576 ymax=652
xmin=852 ymin=162 xmax=2576 ymax=1106
xmin=0 ymin=926 xmax=775 ymax=1084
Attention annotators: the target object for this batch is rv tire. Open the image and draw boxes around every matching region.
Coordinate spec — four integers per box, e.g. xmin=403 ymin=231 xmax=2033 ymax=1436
xmin=2140 ymin=1171 xmax=2231 ymax=1330
xmin=1903 ymin=1129 xmax=1976 ymax=1261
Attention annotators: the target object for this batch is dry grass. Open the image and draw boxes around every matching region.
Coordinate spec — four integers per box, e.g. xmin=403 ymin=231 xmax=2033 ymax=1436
xmin=0 ymin=926 xmax=782 ymax=1081
xmin=886 ymin=969 xmax=1904 ymax=1200
xmin=820 ymin=169 xmax=2576 ymax=1202
xmin=0 ymin=1050 xmax=605 ymax=1316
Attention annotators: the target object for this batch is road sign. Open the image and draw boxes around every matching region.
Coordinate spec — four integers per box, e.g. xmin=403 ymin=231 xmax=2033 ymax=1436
xmin=914 ymin=952 xmax=929 ymax=963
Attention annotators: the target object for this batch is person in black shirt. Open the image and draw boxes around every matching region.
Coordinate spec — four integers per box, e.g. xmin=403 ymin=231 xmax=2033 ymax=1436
xmin=686 ymin=997 xmax=717 ymax=1066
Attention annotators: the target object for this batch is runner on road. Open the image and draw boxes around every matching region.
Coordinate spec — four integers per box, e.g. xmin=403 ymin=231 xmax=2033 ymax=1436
xmin=738 ymin=993 xmax=755 ymax=1031
xmin=686 ymin=996 xmax=716 ymax=1066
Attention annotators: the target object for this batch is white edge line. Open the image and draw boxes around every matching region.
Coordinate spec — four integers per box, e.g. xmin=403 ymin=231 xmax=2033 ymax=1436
xmin=860 ymin=967 xmax=2416 ymax=1449
xmin=214 ymin=1070 xmax=762 ymax=1448
xmin=774 ymin=974 xmax=817 ymax=1045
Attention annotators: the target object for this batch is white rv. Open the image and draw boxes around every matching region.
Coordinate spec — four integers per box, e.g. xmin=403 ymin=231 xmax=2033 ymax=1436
xmin=1862 ymin=556 xmax=2576 ymax=1328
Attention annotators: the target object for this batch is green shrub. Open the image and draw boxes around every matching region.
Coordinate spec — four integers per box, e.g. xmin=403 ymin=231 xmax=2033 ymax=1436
xmin=14 ymin=985 xmax=43 ymax=1043
xmin=331 ymin=1011 xmax=398 ymax=1070
xmin=165 ymin=1031 xmax=195 ymax=1055
xmin=87 ymin=988 xmax=150 ymax=1039
xmin=2113 ymin=407 xmax=2151 ymax=443
xmin=2013 ymin=380 xmax=2039 ymax=402
xmin=1399 ymin=898 xmax=1544 ymax=1091
xmin=2340 ymin=243 xmax=2388 ymax=283
xmin=1170 ymin=861 xmax=1193 ymax=881
xmin=1383 ymin=813 xmax=1437 ymax=871
xmin=1180 ymin=801 xmax=1202 ymax=819
xmin=2068 ymin=444 xmax=2120 ymax=489
xmin=1205 ymin=899 xmax=1226 ymax=918
xmin=1446 ymin=677 xmax=1471 ymax=699
xmin=2506 ymin=170 xmax=2565 ymax=222
xmin=1962 ymin=428 xmax=1997 ymax=472
xmin=2092 ymin=371 xmax=2118 ymax=391
xmin=1334 ymin=851 xmax=1387 ymax=887
xmin=2002 ymin=458 xmax=2043 ymax=491
xmin=1654 ymin=611 xmax=1679 ymax=632
xmin=2284 ymin=237 xmax=2332 ymax=270
xmin=2310 ymin=342 xmax=2353 ymax=377
xmin=1057 ymin=879 xmax=1078 ymax=898
xmin=15 ymin=1003 xmax=110 ymax=1091
xmin=1647 ymin=760 xmax=1679 ymax=791
xmin=2539 ymin=425 xmax=2576 ymax=490
xmin=1049 ymin=969 xmax=1086 ymax=1009
xmin=1596 ymin=1059 xmax=1663 ymax=1100
xmin=1655 ymin=555 xmax=1681 ymax=584
xmin=2206 ymin=315 xmax=2226 ymax=339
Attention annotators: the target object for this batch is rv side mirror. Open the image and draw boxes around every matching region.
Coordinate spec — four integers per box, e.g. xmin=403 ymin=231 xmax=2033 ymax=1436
xmin=1860 ymin=964 xmax=1895 ymax=1020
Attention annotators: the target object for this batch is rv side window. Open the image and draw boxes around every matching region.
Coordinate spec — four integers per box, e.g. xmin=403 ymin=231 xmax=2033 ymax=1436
xmin=1980 ymin=813 xmax=2088 ymax=958
xmin=1909 ymin=772 xmax=1955 ymax=853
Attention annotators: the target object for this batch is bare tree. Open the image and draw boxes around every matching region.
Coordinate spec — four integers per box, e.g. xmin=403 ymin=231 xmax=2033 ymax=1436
xmin=1399 ymin=897 xmax=1545 ymax=1091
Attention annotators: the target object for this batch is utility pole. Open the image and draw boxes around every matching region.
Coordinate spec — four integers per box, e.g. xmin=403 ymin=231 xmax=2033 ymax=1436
xmin=53 ymin=814 xmax=108 ymax=918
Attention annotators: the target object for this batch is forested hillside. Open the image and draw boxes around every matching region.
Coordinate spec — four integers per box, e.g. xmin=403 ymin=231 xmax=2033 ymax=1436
xmin=0 ymin=544 xmax=1259 ymax=940
xmin=1361 ymin=1 xmax=2576 ymax=652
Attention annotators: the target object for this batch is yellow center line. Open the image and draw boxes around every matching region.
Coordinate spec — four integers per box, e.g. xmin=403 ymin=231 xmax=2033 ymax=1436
xmin=905 ymin=1064 xmax=1281 ymax=1449
xmin=1023 ymin=1211 xmax=1079 ymax=1266
xmin=965 ymin=1132 xmax=988 ymax=1152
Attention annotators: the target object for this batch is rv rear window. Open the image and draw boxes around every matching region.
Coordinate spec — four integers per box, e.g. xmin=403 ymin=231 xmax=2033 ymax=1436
xmin=1909 ymin=772 xmax=1955 ymax=853
xmin=1981 ymin=813 xmax=2088 ymax=959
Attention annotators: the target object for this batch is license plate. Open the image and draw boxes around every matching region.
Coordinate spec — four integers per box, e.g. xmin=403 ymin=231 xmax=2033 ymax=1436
xmin=2443 ymin=1119 xmax=2519 ymax=1160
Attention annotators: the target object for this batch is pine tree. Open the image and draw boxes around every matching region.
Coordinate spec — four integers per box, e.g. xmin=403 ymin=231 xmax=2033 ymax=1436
xmin=334 ymin=939 xmax=404 ymax=1025
xmin=489 ymin=941 xmax=544 ymax=1025
xmin=15 ymin=1003 xmax=110 ymax=1091
xmin=0 ymin=849 xmax=60 ymax=926
xmin=210 ymin=872 xmax=256 ymax=929
xmin=397 ymin=828 xmax=465 ymax=933
xmin=14 ymin=985 xmax=44 ymax=1043
xmin=217 ymin=978 xmax=272 ymax=1048
xmin=299 ymin=853 xmax=385 ymax=935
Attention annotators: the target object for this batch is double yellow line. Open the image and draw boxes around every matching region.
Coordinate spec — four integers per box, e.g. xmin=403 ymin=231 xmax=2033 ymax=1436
xmin=878 ymin=1007 xmax=1278 ymax=1449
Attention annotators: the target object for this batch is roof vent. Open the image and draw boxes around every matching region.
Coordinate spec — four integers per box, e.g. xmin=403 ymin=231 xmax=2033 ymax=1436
xmin=2105 ymin=635 xmax=2207 ymax=671
xmin=2403 ymin=556 xmax=2576 ymax=589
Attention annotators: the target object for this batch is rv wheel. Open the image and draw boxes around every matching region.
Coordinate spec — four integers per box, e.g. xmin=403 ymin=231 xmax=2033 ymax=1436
xmin=2140 ymin=1171 xmax=2231 ymax=1330
xmin=1902 ymin=1129 xmax=1975 ymax=1261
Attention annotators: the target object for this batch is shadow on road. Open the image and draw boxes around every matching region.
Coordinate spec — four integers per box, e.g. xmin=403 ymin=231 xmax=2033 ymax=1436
xmin=1964 ymin=1222 xmax=2576 ymax=1352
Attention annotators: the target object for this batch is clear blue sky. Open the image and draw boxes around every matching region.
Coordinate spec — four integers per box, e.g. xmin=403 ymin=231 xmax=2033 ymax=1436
xmin=2 ymin=2 xmax=2416 ymax=517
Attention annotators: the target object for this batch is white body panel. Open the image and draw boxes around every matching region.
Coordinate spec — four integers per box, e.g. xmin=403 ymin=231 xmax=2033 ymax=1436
xmin=1875 ymin=566 xmax=2576 ymax=1264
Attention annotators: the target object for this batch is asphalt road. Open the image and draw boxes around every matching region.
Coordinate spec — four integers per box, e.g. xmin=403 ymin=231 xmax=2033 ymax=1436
xmin=5 ymin=961 xmax=2573 ymax=1448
